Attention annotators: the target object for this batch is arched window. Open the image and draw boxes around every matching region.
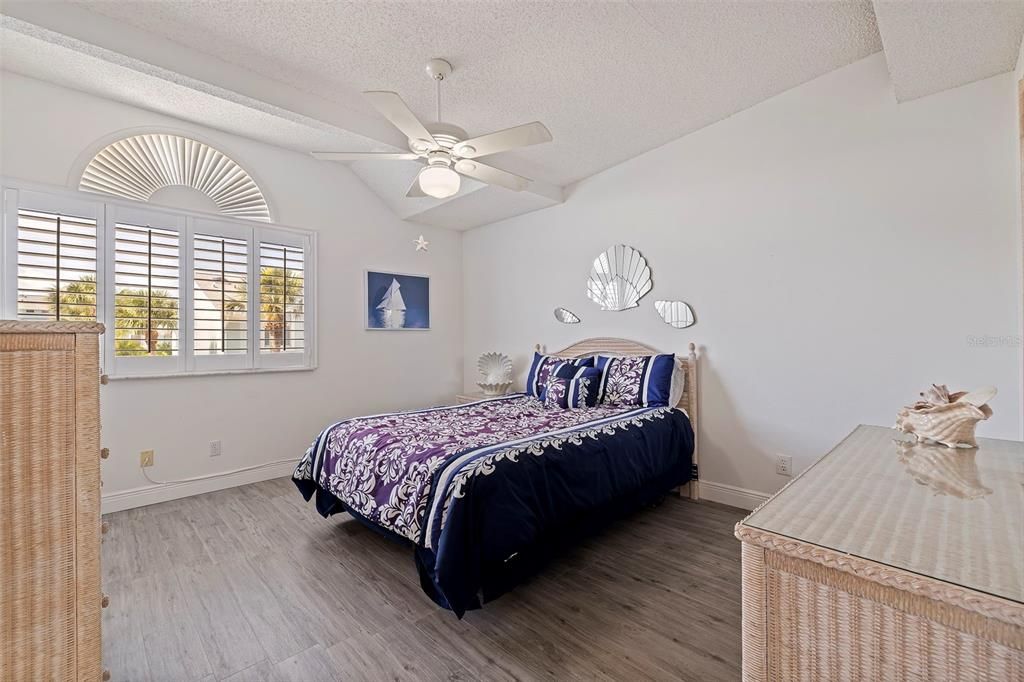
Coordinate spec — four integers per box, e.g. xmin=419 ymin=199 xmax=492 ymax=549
xmin=79 ymin=134 xmax=270 ymax=222
xmin=1 ymin=133 xmax=315 ymax=377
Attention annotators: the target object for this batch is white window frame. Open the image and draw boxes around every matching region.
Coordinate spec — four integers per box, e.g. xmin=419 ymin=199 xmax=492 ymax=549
xmin=1 ymin=178 xmax=317 ymax=379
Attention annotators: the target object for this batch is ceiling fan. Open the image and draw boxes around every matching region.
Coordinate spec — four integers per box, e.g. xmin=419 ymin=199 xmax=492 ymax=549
xmin=311 ymin=58 xmax=552 ymax=199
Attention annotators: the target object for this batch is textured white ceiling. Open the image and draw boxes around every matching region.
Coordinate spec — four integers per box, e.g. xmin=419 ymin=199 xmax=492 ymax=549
xmin=874 ymin=1 xmax=1024 ymax=102
xmin=0 ymin=23 xmax=380 ymax=156
xmin=51 ymin=0 xmax=883 ymax=187
xmin=2 ymin=2 xmax=1022 ymax=231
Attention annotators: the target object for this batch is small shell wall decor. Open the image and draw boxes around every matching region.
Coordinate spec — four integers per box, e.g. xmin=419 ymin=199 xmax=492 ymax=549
xmin=477 ymin=352 xmax=513 ymax=396
xmin=586 ymin=244 xmax=653 ymax=311
xmin=895 ymin=384 xmax=996 ymax=448
xmin=654 ymin=300 xmax=695 ymax=328
xmin=554 ymin=307 xmax=581 ymax=324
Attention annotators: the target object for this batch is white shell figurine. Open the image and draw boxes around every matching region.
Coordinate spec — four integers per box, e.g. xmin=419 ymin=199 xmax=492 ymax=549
xmin=586 ymin=244 xmax=653 ymax=311
xmin=477 ymin=352 xmax=513 ymax=396
xmin=895 ymin=384 xmax=996 ymax=448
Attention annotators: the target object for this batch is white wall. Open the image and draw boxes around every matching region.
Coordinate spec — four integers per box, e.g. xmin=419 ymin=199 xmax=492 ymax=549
xmin=463 ymin=53 xmax=1023 ymax=503
xmin=0 ymin=72 xmax=464 ymax=510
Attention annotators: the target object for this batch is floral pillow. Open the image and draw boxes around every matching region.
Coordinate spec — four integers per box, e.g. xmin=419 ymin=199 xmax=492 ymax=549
xmin=541 ymin=364 xmax=602 ymax=409
xmin=525 ymin=352 xmax=594 ymax=398
xmin=595 ymin=353 xmax=675 ymax=407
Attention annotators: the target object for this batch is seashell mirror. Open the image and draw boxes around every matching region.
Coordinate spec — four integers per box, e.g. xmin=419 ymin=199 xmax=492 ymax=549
xmin=477 ymin=352 xmax=513 ymax=396
xmin=654 ymin=300 xmax=696 ymax=328
xmin=553 ymin=307 xmax=581 ymax=324
xmin=586 ymin=244 xmax=653 ymax=311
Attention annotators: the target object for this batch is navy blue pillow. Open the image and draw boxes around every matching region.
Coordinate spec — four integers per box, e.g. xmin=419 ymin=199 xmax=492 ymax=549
xmin=595 ymin=354 xmax=675 ymax=407
xmin=541 ymin=364 xmax=602 ymax=408
xmin=525 ymin=352 xmax=594 ymax=398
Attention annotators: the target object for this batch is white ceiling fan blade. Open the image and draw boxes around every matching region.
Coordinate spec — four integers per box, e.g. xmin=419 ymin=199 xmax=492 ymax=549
xmin=406 ymin=175 xmax=427 ymax=198
xmin=311 ymin=151 xmax=420 ymax=161
xmin=454 ymin=159 xmax=530 ymax=192
xmin=363 ymin=91 xmax=438 ymax=149
xmin=453 ymin=122 xmax=552 ymax=159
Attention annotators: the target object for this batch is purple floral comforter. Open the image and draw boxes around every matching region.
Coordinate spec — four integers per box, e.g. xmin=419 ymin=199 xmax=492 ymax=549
xmin=293 ymin=393 xmax=694 ymax=614
xmin=293 ymin=394 xmax=646 ymax=544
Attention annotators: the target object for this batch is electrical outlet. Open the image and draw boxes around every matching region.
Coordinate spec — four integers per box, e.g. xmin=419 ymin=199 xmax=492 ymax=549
xmin=209 ymin=440 xmax=222 ymax=457
xmin=776 ymin=455 xmax=793 ymax=476
xmin=140 ymin=450 xmax=154 ymax=468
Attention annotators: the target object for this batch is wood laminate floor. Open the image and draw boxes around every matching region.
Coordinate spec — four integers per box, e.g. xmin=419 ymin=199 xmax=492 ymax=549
xmin=102 ymin=478 xmax=745 ymax=681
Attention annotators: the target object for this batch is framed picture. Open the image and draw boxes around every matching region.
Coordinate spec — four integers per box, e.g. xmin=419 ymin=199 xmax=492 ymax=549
xmin=365 ymin=270 xmax=430 ymax=330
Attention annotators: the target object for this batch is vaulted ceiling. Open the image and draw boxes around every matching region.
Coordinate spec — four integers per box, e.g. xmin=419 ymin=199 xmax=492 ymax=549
xmin=2 ymin=1 xmax=1023 ymax=230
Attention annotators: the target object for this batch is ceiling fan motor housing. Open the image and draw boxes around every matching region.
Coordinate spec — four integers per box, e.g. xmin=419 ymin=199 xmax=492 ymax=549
xmin=425 ymin=150 xmax=453 ymax=167
xmin=410 ymin=122 xmax=468 ymax=155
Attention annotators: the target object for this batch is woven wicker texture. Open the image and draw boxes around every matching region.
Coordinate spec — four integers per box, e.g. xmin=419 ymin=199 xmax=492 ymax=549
xmin=0 ymin=324 xmax=103 ymax=681
xmin=764 ymin=558 xmax=1023 ymax=680
xmin=737 ymin=425 xmax=1024 ymax=680
xmin=744 ymin=425 xmax=1023 ymax=603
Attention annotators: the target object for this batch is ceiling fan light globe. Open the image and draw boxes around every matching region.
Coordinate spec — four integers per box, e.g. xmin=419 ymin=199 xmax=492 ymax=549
xmin=417 ymin=165 xmax=460 ymax=198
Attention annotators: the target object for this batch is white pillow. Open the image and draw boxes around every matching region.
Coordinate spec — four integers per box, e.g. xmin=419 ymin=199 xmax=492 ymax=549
xmin=669 ymin=356 xmax=686 ymax=407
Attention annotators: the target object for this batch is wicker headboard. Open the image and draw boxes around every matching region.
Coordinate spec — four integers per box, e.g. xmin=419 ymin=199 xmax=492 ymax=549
xmin=537 ymin=337 xmax=700 ymax=496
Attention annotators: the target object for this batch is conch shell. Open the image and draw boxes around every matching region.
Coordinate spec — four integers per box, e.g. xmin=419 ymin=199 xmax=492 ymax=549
xmin=895 ymin=385 xmax=996 ymax=448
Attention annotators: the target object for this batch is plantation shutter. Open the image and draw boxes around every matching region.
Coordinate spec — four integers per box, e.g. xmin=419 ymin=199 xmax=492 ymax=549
xmin=16 ymin=209 xmax=98 ymax=321
xmin=193 ymin=233 xmax=248 ymax=355
xmin=258 ymin=241 xmax=305 ymax=352
xmin=113 ymin=223 xmax=180 ymax=356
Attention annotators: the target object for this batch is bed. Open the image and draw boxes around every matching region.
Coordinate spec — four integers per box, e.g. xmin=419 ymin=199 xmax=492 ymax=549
xmin=292 ymin=338 xmax=700 ymax=616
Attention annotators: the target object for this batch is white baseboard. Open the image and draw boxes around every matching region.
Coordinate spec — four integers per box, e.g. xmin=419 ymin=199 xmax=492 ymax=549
xmin=103 ymin=463 xmax=770 ymax=516
xmin=697 ymin=479 xmax=770 ymax=511
xmin=101 ymin=460 xmax=298 ymax=514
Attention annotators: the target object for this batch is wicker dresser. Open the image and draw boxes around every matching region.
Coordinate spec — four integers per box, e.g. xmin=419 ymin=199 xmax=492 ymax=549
xmin=0 ymin=321 xmax=108 ymax=681
xmin=736 ymin=425 xmax=1023 ymax=681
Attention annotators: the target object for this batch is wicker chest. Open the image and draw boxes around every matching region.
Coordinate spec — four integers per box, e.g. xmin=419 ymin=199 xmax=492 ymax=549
xmin=736 ymin=425 xmax=1023 ymax=681
xmin=0 ymin=321 xmax=107 ymax=681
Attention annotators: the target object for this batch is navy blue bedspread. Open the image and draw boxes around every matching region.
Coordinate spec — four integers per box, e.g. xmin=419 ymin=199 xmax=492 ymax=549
xmin=293 ymin=397 xmax=694 ymax=616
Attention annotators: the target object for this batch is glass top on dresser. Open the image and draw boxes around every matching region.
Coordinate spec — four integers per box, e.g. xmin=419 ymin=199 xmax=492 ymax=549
xmin=743 ymin=424 xmax=1024 ymax=603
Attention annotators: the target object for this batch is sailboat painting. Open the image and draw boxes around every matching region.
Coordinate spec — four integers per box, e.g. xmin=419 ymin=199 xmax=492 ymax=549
xmin=366 ymin=271 xmax=430 ymax=330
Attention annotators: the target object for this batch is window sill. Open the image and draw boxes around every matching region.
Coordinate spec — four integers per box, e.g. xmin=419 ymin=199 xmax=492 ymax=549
xmin=106 ymin=364 xmax=317 ymax=381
